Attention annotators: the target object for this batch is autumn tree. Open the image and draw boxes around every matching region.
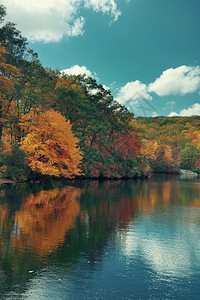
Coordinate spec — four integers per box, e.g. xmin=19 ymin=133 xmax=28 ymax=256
xmin=180 ymin=144 xmax=199 ymax=171
xmin=0 ymin=42 xmax=19 ymax=141
xmin=20 ymin=109 xmax=83 ymax=178
xmin=53 ymin=75 xmax=143 ymax=178
xmin=135 ymin=116 xmax=200 ymax=173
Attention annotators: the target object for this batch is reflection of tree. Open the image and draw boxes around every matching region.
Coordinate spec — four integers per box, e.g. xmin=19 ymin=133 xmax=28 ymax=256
xmin=78 ymin=180 xmax=179 ymax=234
xmin=134 ymin=180 xmax=180 ymax=213
xmin=0 ymin=177 xmax=200 ymax=299
xmin=13 ymin=187 xmax=81 ymax=256
xmin=0 ymin=205 xmax=8 ymax=225
xmin=0 ymin=205 xmax=8 ymax=262
xmin=189 ymin=182 xmax=200 ymax=208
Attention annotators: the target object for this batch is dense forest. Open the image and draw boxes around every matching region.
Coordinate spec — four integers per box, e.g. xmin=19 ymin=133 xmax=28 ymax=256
xmin=0 ymin=5 xmax=199 ymax=181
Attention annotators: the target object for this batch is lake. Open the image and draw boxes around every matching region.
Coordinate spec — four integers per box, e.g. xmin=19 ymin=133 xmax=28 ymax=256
xmin=0 ymin=175 xmax=200 ymax=299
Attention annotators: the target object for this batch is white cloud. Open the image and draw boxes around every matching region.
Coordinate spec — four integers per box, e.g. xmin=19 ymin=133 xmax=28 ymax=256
xmin=167 ymin=101 xmax=175 ymax=108
xmin=62 ymin=66 xmax=110 ymax=95
xmin=149 ymin=66 xmax=200 ymax=96
xmin=62 ymin=65 xmax=93 ymax=77
xmin=84 ymin=0 xmax=121 ymax=21
xmin=2 ymin=0 xmax=77 ymax=42
xmin=163 ymin=101 xmax=176 ymax=111
xmin=152 ymin=111 xmax=158 ymax=117
xmin=169 ymin=103 xmax=200 ymax=117
xmin=168 ymin=111 xmax=179 ymax=117
xmin=116 ymin=80 xmax=152 ymax=105
xmin=102 ymin=84 xmax=110 ymax=90
xmin=179 ymin=103 xmax=200 ymax=116
xmin=1 ymin=0 xmax=121 ymax=43
xmin=69 ymin=17 xmax=85 ymax=37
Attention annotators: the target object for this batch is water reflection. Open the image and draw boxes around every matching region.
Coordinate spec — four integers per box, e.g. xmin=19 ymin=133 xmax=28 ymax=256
xmin=0 ymin=176 xmax=199 ymax=299
xmin=120 ymin=208 xmax=200 ymax=278
xmin=0 ymin=204 xmax=8 ymax=224
xmin=13 ymin=187 xmax=81 ymax=256
xmin=116 ymin=178 xmax=200 ymax=280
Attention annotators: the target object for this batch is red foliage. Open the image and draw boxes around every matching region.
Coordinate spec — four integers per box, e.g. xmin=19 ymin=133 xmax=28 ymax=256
xmin=84 ymin=162 xmax=105 ymax=178
xmin=105 ymin=164 xmax=121 ymax=178
xmin=120 ymin=130 xmax=141 ymax=160
xmin=196 ymin=159 xmax=200 ymax=168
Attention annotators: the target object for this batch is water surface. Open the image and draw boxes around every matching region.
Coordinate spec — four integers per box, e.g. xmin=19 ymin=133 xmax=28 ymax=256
xmin=0 ymin=175 xmax=200 ymax=299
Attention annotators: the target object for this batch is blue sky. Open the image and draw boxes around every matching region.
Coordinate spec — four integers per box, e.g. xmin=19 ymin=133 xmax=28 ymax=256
xmin=2 ymin=0 xmax=200 ymax=117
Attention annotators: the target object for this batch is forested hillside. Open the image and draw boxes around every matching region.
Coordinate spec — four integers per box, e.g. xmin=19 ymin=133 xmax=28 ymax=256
xmin=0 ymin=5 xmax=199 ymax=180
xmin=135 ymin=116 xmax=200 ymax=174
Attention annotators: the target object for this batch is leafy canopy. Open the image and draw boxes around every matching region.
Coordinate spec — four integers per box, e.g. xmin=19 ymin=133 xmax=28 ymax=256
xmin=20 ymin=109 xmax=83 ymax=178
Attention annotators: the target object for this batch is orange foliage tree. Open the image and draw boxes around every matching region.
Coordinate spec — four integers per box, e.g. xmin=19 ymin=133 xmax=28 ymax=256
xmin=20 ymin=109 xmax=83 ymax=178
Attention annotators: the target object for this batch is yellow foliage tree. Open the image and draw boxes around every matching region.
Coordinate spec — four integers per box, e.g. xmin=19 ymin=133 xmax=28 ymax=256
xmin=140 ymin=138 xmax=180 ymax=171
xmin=140 ymin=139 xmax=158 ymax=161
xmin=20 ymin=109 xmax=83 ymax=178
xmin=164 ymin=145 xmax=174 ymax=165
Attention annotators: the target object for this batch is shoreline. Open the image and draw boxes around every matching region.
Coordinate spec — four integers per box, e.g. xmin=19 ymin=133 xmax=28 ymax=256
xmin=0 ymin=169 xmax=198 ymax=185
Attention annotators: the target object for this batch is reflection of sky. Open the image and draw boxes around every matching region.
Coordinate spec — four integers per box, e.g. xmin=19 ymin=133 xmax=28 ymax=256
xmin=6 ymin=207 xmax=200 ymax=299
xmin=120 ymin=207 xmax=200 ymax=278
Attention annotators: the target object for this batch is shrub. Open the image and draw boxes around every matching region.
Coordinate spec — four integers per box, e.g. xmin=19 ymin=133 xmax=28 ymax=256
xmin=1 ymin=145 xmax=31 ymax=180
